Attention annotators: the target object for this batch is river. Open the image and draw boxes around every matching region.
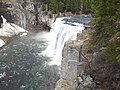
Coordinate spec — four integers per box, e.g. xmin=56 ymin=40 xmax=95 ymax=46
xmin=0 ymin=31 xmax=60 ymax=90
xmin=0 ymin=31 xmax=50 ymax=63
xmin=0 ymin=16 xmax=92 ymax=90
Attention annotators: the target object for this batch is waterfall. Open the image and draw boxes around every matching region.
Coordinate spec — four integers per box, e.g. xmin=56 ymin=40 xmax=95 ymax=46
xmin=42 ymin=17 xmax=85 ymax=65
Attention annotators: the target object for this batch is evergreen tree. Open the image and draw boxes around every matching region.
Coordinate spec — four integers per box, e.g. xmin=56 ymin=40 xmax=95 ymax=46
xmin=91 ymin=0 xmax=120 ymax=61
xmin=42 ymin=0 xmax=92 ymax=14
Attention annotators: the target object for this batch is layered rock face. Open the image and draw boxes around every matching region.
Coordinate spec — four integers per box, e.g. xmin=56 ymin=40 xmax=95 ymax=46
xmin=6 ymin=0 xmax=35 ymax=29
xmin=0 ymin=0 xmax=13 ymax=26
xmin=0 ymin=1 xmax=27 ymax=47
xmin=10 ymin=0 xmax=53 ymax=31
xmin=54 ymin=30 xmax=90 ymax=90
xmin=54 ymin=40 xmax=82 ymax=90
xmin=55 ymin=29 xmax=120 ymax=90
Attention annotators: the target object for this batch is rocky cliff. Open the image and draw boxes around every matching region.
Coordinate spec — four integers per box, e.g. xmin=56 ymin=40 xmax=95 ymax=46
xmin=5 ymin=0 xmax=36 ymax=29
xmin=2 ymin=0 xmax=51 ymax=31
xmin=54 ymin=28 xmax=120 ymax=90
xmin=0 ymin=0 xmax=27 ymax=47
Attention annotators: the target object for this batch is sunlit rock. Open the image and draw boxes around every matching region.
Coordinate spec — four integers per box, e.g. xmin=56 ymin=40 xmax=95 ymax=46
xmin=0 ymin=15 xmax=28 ymax=47
xmin=0 ymin=23 xmax=27 ymax=37
xmin=0 ymin=39 xmax=5 ymax=47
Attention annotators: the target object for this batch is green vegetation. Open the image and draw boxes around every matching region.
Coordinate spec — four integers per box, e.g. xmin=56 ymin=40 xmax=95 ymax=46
xmin=40 ymin=0 xmax=92 ymax=14
xmin=91 ymin=0 xmax=120 ymax=62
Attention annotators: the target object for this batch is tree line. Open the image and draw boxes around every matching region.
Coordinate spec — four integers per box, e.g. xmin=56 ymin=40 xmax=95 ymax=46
xmin=33 ymin=0 xmax=120 ymax=62
xmin=38 ymin=0 xmax=92 ymax=14
xmin=91 ymin=0 xmax=120 ymax=62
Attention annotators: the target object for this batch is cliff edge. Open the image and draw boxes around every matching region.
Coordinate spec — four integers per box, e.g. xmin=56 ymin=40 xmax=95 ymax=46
xmin=54 ymin=28 xmax=120 ymax=90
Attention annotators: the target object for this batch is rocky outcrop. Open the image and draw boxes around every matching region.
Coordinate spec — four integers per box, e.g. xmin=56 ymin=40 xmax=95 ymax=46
xmin=0 ymin=0 xmax=55 ymax=31
xmin=0 ymin=1 xmax=27 ymax=47
xmin=0 ymin=0 xmax=13 ymax=26
xmin=54 ymin=30 xmax=91 ymax=90
xmin=55 ymin=28 xmax=120 ymax=90
xmin=6 ymin=0 xmax=35 ymax=29
xmin=54 ymin=40 xmax=83 ymax=90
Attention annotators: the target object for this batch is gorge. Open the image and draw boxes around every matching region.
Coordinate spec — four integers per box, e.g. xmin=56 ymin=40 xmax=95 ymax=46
xmin=0 ymin=0 xmax=120 ymax=90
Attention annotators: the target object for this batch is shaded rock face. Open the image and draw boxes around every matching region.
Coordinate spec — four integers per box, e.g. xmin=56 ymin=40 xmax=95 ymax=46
xmin=0 ymin=1 xmax=14 ymax=47
xmin=87 ymin=53 xmax=120 ymax=90
xmin=55 ymin=29 xmax=120 ymax=90
xmin=7 ymin=0 xmax=35 ymax=29
xmin=0 ymin=1 xmax=13 ymax=27
xmin=0 ymin=0 xmax=52 ymax=31
xmin=6 ymin=0 xmax=51 ymax=31
xmin=0 ymin=1 xmax=28 ymax=48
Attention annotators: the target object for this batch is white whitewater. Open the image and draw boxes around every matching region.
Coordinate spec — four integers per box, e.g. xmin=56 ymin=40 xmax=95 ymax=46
xmin=42 ymin=17 xmax=85 ymax=65
xmin=0 ymin=15 xmax=28 ymax=47
xmin=0 ymin=39 xmax=5 ymax=47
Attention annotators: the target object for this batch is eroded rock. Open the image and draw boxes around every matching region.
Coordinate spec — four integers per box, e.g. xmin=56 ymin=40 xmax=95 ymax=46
xmin=54 ymin=28 xmax=120 ymax=90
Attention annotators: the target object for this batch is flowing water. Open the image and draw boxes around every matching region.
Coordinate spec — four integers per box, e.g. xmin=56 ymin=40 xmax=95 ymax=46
xmin=42 ymin=16 xmax=92 ymax=65
xmin=0 ymin=32 xmax=57 ymax=90
xmin=0 ymin=16 xmax=91 ymax=66
xmin=0 ymin=31 xmax=50 ymax=63
xmin=0 ymin=16 xmax=91 ymax=90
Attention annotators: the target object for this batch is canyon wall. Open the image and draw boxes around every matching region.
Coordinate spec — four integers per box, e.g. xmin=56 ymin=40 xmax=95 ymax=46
xmin=55 ymin=28 xmax=120 ymax=90
xmin=7 ymin=0 xmax=36 ymax=30
xmin=2 ymin=0 xmax=52 ymax=31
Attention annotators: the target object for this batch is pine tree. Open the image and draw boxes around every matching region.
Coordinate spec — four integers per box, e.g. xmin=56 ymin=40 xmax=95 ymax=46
xmin=42 ymin=0 xmax=92 ymax=14
xmin=91 ymin=0 xmax=120 ymax=61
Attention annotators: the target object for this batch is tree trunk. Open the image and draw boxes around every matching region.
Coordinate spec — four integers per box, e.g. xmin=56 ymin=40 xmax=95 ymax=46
xmin=80 ymin=0 xmax=83 ymax=14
